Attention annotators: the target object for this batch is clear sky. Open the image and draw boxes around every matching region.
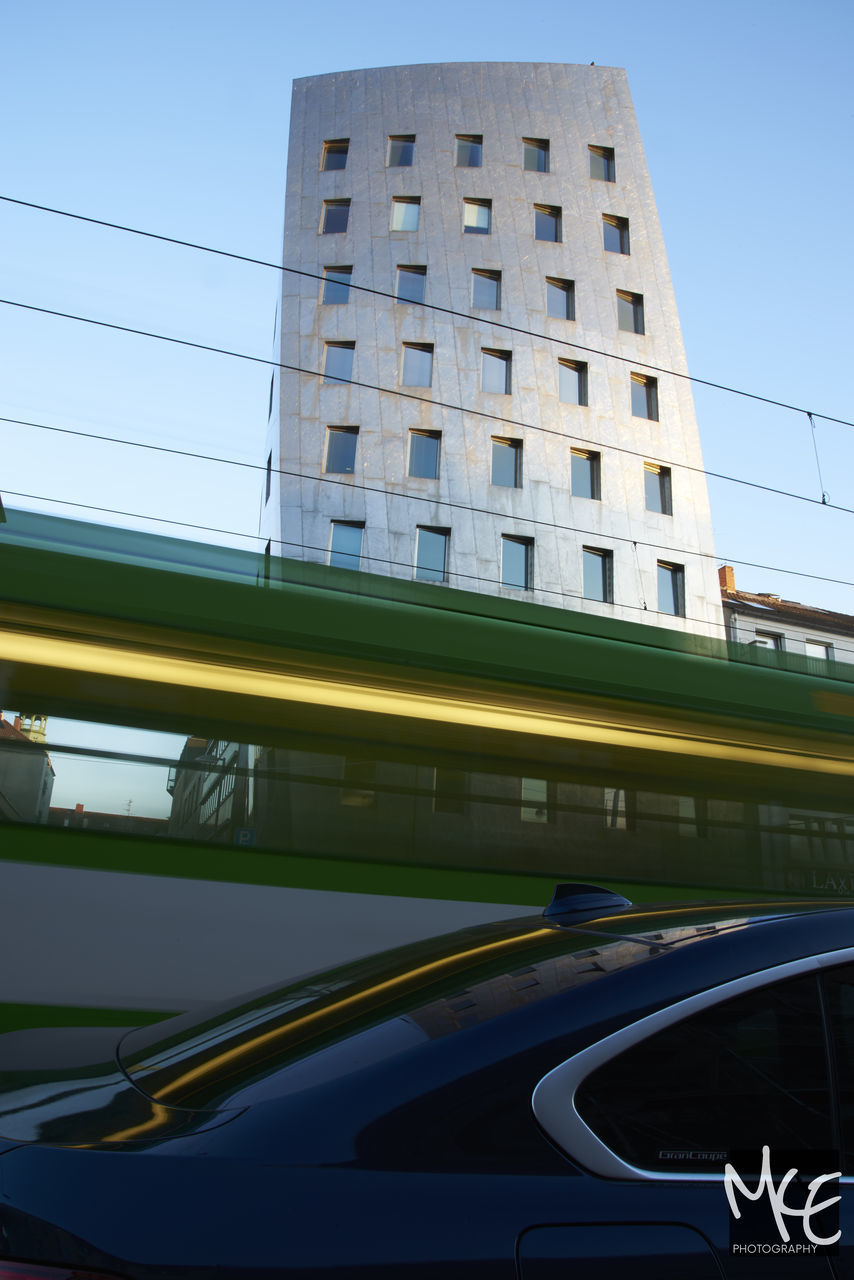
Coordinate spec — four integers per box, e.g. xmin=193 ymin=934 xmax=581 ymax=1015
xmin=2 ymin=0 xmax=852 ymax=815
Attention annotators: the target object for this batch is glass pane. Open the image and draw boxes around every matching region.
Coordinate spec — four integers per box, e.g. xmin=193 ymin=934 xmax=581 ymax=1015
xmin=322 ymin=268 xmax=351 ymax=304
xmin=322 ymin=141 xmax=348 ymax=171
xmin=388 ymin=136 xmax=414 ymax=166
xmin=322 ymin=202 xmax=350 ymax=234
xmin=805 ymin=641 xmax=831 ymax=661
xmin=631 ymin=378 xmax=656 ymax=419
xmin=397 ymin=268 xmax=426 ymax=303
xmin=645 ymin=468 xmax=663 ymax=512
xmin=491 ymin=439 xmax=520 ymax=487
xmin=323 ymin=345 xmax=354 ymax=384
xmin=583 ymin=550 xmax=607 ymax=601
xmin=463 ymin=201 xmax=490 ymax=233
xmin=472 ymin=271 xmax=500 ymax=309
xmin=658 ymin=563 xmax=683 ymax=615
xmin=546 ymin=278 xmax=573 ymax=320
xmin=589 ymin=146 xmax=614 ymax=181
xmin=329 ymin=524 xmax=362 ymax=570
xmin=482 ymin=351 xmax=510 ymax=394
xmin=409 ymin=432 xmax=439 ymax=479
xmin=456 ymin=136 xmax=482 ymax=167
xmin=521 ymin=777 xmax=548 ymax=823
xmin=402 ymin=345 xmax=433 ymax=387
xmin=603 ymin=218 xmax=627 ymax=253
xmin=523 ymin=139 xmax=549 ymax=172
xmin=535 ymin=206 xmax=559 ymax=242
xmin=325 ymin=429 xmax=357 ymax=474
xmin=391 ymin=200 xmax=420 ymax=231
xmin=502 ymin=538 xmax=529 ymax=588
xmin=618 ymin=292 xmax=643 ymax=334
xmin=571 ymin=453 xmax=595 ymax=499
xmin=559 ymin=362 xmax=583 ymax=405
xmin=416 ymin=530 xmax=448 ymax=582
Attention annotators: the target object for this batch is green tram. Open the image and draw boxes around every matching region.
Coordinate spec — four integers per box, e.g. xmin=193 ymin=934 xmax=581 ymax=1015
xmin=1 ymin=507 xmax=853 ymax=1025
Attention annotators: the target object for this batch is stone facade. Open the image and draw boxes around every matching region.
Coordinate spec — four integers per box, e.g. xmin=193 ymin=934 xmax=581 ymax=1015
xmin=261 ymin=61 xmax=723 ymax=633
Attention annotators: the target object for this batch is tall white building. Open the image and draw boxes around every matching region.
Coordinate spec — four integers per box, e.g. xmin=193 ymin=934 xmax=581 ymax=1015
xmin=261 ymin=62 xmax=723 ymax=634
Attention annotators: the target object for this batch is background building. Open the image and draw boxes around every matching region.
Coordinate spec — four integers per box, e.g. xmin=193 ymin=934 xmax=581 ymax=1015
xmin=0 ymin=712 xmax=54 ymax=823
xmin=260 ymin=61 xmax=724 ymax=635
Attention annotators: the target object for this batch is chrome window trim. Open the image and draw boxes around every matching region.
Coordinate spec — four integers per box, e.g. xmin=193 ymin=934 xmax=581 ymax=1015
xmin=532 ymin=945 xmax=854 ymax=1183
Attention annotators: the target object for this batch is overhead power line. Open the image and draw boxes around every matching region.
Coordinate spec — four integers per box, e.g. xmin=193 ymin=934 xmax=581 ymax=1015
xmin=1 ymin=192 xmax=850 ymax=429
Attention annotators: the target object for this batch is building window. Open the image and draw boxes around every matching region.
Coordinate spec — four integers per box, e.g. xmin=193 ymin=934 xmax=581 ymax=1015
xmin=644 ymin=463 xmax=672 ymax=514
xmin=471 ymin=269 xmax=501 ymax=310
xmin=534 ymin=204 xmax=561 ymax=242
xmin=571 ymin=448 xmax=600 ymax=500
xmin=754 ymin=631 xmax=784 ymax=651
xmin=329 ymin=522 xmax=363 ymax=571
xmin=631 ymin=374 xmax=658 ymax=420
xmin=268 ymin=373 xmax=274 ymax=419
xmin=433 ymin=767 xmax=468 ymax=815
xmin=558 ymin=359 xmax=588 ymax=406
xmin=408 ymin=429 xmax=440 ymax=479
xmin=324 ymin=426 xmax=359 ymax=474
xmin=583 ymin=547 xmax=613 ymax=602
xmin=265 ymin=450 xmax=272 ymax=502
xmin=415 ymin=527 xmax=449 ymax=583
xmin=401 ymin=343 xmax=434 ymax=387
xmin=617 ymin=290 xmax=645 ymax=334
xmin=491 ymin=437 xmax=522 ymax=487
xmin=657 ymin=561 xmax=685 ymax=616
xmin=396 ymin=265 xmax=427 ymax=303
xmin=321 ymin=139 xmax=349 ymax=171
xmin=463 ymin=198 xmax=492 ymax=234
xmin=521 ymin=777 xmax=550 ymax=823
xmin=321 ymin=266 xmax=352 ymax=304
xmin=390 ymin=197 xmax=421 ymax=231
xmin=589 ymin=144 xmax=615 ymax=181
xmin=603 ymin=214 xmax=630 ymax=254
xmin=523 ymin=137 xmax=550 ymax=172
xmin=546 ymin=277 xmax=575 ymax=320
xmin=805 ymin=640 xmax=833 ymax=662
xmin=323 ymin=342 xmax=355 ymax=384
xmin=482 ymin=348 xmax=512 ymax=394
xmin=456 ymin=134 xmax=482 ymax=167
xmin=340 ymin=758 xmax=376 ymax=808
xmin=321 ymin=200 xmax=350 ymax=234
xmin=387 ymin=134 xmax=415 ymax=167
xmin=502 ymin=536 xmax=533 ymax=589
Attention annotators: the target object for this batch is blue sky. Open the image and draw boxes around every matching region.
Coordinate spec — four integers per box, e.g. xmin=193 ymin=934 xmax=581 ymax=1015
xmin=1 ymin=0 xmax=852 ymax=813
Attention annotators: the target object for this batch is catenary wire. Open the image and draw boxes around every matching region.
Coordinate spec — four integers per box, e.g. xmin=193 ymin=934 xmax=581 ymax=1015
xmin=1 ymin=193 xmax=851 ymax=429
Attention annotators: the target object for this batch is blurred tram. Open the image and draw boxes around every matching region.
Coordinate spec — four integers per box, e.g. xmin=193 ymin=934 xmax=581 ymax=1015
xmin=1 ymin=507 xmax=853 ymax=1016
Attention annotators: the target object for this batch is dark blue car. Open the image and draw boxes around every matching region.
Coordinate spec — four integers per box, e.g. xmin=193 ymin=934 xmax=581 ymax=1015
xmin=1 ymin=884 xmax=854 ymax=1278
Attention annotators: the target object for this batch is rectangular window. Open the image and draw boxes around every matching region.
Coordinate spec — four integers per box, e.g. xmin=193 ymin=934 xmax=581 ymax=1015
xmin=433 ymin=767 xmax=468 ymax=815
xmin=265 ymin=450 xmax=272 ymax=502
xmin=523 ymin=137 xmax=550 ymax=172
xmin=390 ymin=197 xmax=421 ymax=231
xmin=805 ymin=640 xmax=832 ymax=662
xmin=534 ymin=204 xmax=561 ymax=242
xmin=455 ymin=134 xmax=482 ymax=167
xmin=546 ymin=277 xmax=575 ymax=320
xmin=415 ymin=527 xmax=449 ymax=583
xmin=408 ymin=429 xmax=440 ymax=479
xmin=321 ymin=266 xmax=352 ymax=304
xmin=340 ymin=758 xmax=375 ymax=808
xmin=324 ymin=426 xmax=359 ymax=474
xmin=558 ymin=359 xmax=588 ymax=406
xmin=617 ymin=290 xmax=645 ymax=334
xmin=321 ymin=139 xmax=349 ymax=171
xmin=491 ymin=437 xmax=522 ymax=487
xmin=481 ymin=348 xmax=511 ymax=394
xmin=583 ymin=547 xmax=613 ymax=602
xmin=631 ymin=373 xmax=658 ymax=420
xmin=321 ymin=200 xmax=350 ymax=234
xmin=603 ymin=214 xmax=630 ymax=254
xmin=396 ymin=265 xmax=427 ymax=303
xmin=329 ymin=522 xmax=363 ymax=571
xmin=657 ymin=561 xmax=685 ymax=616
xmin=754 ymin=632 xmax=784 ymax=651
xmin=463 ymin=198 xmax=492 ymax=234
xmin=644 ymin=462 xmax=672 ymax=514
xmin=571 ymin=449 xmax=600 ymax=500
xmin=401 ymin=343 xmax=433 ymax=387
xmin=387 ymin=134 xmax=415 ymax=167
xmin=471 ymin=269 xmax=501 ymax=309
xmin=589 ymin=144 xmax=615 ymax=181
xmin=521 ymin=777 xmax=550 ymax=823
xmin=501 ymin=536 xmax=533 ymax=589
xmin=323 ymin=342 xmax=355 ymax=384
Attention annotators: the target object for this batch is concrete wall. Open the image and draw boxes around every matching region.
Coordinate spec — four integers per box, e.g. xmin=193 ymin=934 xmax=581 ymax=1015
xmin=261 ymin=62 xmax=724 ymax=637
